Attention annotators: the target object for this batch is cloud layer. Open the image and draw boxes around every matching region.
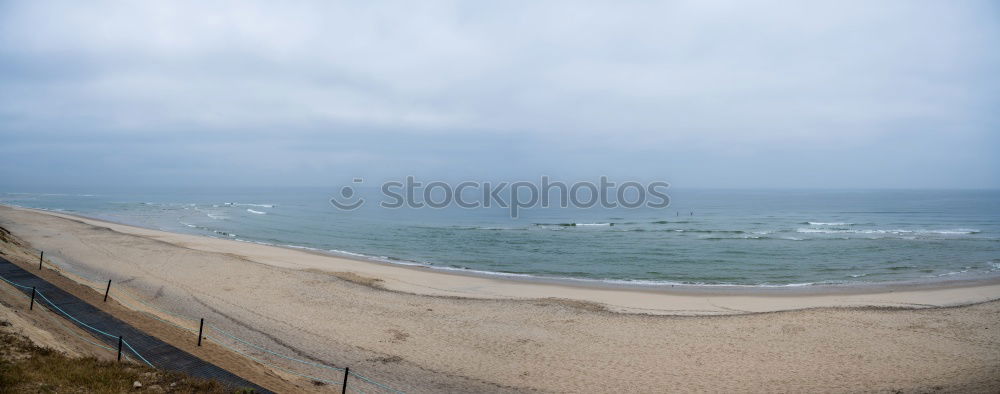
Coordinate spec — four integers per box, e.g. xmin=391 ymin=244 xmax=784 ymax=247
xmin=1 ymin=1 xmax=998 ymax=188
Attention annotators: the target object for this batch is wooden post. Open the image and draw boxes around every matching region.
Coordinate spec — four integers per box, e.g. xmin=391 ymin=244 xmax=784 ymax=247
xmin=29 ymin=287 xmax=36 ymax=310
xmin=117 ymin=336 xmax=123 ymax=361
xmin=197 ymin=318 xmax=204 ymax=346
xmin=38 ymin=251 xmax=43 ymax=270
xmin=341 ymin=367 xmax=349 ymax=394
xmin=103 ymin=280 xmax=111 ymax=302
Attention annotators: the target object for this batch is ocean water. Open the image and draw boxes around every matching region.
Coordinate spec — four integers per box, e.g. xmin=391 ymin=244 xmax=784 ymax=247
xmin=2 ymin=188 xmax=999 ymax=287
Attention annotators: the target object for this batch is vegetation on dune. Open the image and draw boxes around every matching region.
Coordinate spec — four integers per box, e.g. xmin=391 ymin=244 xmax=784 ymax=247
xmin=0 ymin=322 xmax=251 ymax=393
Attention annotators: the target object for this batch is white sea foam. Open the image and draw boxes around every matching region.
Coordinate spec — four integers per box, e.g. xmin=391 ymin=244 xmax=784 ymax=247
xmin=932 ymin=268 xmax=973 ymax=277
xmin=283 ymin=244 xmax=324 ymax=252
xmin=797 ymin=228 xmax=854 ymax=234
xmin=328 ymin=249 xmax=369 ymax=258
xmin=807 ymin=222 xmax=852 ymax=226
xmin=246 ymin=209 xmax=266 ymax=215
xmin=931 ymin=229 xmax=980 ymax=234
xmin=796 ymin=228 xmax=978 ymax=235
xmin=702 ymin=235 xmax=765 ymax=240
xmin=225 ymin=202 xmax=275 ymax=208
xmin=193 ymin=206 xmax=227 ymax=220
xmin=532 ymin=222 xmax=614 ymax=228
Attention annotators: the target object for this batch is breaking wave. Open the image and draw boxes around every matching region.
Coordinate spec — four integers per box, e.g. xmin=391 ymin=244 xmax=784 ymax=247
xmin=797 ymin=228 xmax=979 ymax=235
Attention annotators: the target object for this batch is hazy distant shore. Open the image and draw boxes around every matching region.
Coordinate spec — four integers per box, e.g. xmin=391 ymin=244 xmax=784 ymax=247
xmin=1 ymin=204 xmax=999 ymax=392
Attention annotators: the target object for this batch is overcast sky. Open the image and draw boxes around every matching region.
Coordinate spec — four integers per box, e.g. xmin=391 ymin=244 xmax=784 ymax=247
xmin=1 ymin=1 xmax=998 ymax=189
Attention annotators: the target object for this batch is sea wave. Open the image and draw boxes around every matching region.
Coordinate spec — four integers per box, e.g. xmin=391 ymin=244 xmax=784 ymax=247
xmin=805 ymin=222 xmax=853 ymax=226
xmin=702 ymin=236 xmax=767 ymax=240
xmin=796 ymin=228 xmax=979 ymax=235
xmin=193 ymin=206 xmax=228 ymax=220
xmin=930 ymin=267 xmax=974 ymax=278
xmin=328 ymin=249 xmax=369 ymax=258
xmin=533 ymin=222 xmax=614 ymax=227
xmin=201 ymin=228 xmax=237 ymax=237
xmin=177 ymin=222 xmax=236 ymax=238
xmin=701 ymin=235 xmax=805 ymax=241
xmin=673 ymin=229 xmax=745 ymax=234
xmin=229 ymin=203 xmax=275 ymax=208
xmin=246 ymin=209 xmax=266 ymax=215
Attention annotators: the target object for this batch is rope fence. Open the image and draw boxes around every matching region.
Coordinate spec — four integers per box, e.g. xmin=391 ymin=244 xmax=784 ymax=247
xmin=9 ymin=250 xmax=405 ymax=393
xmin=0 ymin=273 xmax=121 ymax=355
xmin=0 ymin=272 xmax=145 ymax=365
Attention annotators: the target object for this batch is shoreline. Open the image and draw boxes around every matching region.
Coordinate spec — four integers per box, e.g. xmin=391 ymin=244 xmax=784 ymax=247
xmin=4 ymin=204 xmax=1000 ymax=313
xmin=311 ymin=245 xmax=1000 ymax=297
xmin=6 ymin=203 xmax=1000 ymax=296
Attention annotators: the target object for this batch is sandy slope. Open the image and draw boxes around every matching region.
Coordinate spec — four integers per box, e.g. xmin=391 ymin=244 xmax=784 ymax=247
xmin=1 ymin=205 xmax=998 ymax=392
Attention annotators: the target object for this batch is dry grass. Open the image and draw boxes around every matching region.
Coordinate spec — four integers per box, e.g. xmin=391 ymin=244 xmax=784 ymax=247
xmin=0 ymin=323 xmax=253 ymax=393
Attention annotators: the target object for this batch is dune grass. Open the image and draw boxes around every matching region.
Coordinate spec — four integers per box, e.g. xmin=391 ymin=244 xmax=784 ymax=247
xmin=0 ymin=323 xmax=250 ymax=393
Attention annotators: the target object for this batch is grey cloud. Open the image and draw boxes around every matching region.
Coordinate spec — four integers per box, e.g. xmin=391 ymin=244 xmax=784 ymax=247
xmin=0 ymin=1 xmax=997 ymax=188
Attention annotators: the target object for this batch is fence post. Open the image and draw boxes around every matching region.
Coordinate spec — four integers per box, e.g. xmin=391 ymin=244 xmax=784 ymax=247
xmin=38 ymin=251 xmax=43 ymax=270
xmin=103 ymin=280 xmax=111 ymax=302
xmin=197 ymin=318 xmax=204 ymax=346
xmin=117 ymin=336 xmax=123 ymax=361
xmin=29 ymin=287 xmax=36 ymax=310
xmin=341 ymin=367 xmax=349 ymax=394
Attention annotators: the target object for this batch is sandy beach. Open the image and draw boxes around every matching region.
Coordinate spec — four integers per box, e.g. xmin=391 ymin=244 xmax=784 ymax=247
xmin=1 ymin=204 xmax=998 ymax=392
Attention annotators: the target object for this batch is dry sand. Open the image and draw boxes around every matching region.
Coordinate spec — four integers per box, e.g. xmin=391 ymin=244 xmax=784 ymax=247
xmin=0 ymin=205 xmax=998 ymax=392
